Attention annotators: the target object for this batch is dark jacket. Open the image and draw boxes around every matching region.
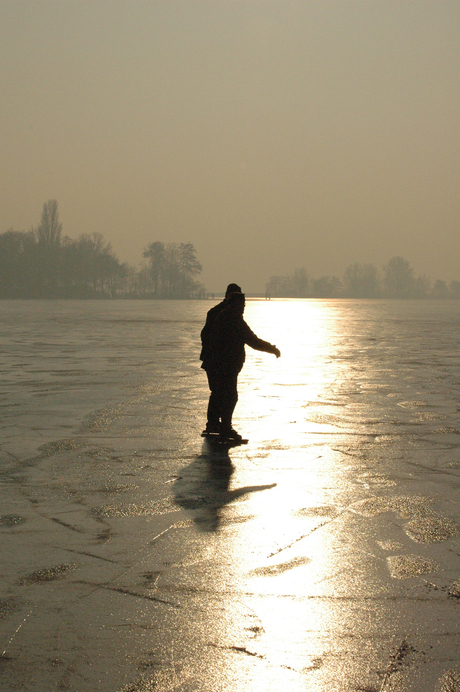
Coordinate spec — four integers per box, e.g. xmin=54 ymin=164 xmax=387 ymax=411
xmin=200 ymin=300 xmax=227 ymax=369
xmin=209 ymin=307 xmax=276 ymax=374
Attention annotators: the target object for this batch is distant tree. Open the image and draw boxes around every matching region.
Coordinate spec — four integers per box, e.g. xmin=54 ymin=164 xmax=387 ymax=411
xmin=143 ymin=241 xmax=166 ymax=295
xmin=36 ymin=200 xmax=62 ymax=248
xmin=33 ymin=200 xmax=64 ymax=295
xmin=291 ymin=267 xmax=309 ymax=297
xmin=129 ymin=265 xmax=152 ymax=297
xmin=1 ymin=204 xmax=208 ymax=299
xmin=59 ymin=232 xmax=126 ymax=297
xmin=266 ymin=275 xmax=285 ymax=297
xmin=432 ymin=279 xmax=449 ymax=299
xmin=343 ymin=263 xmax=380 ymax=298
xmin=383 ymin=256 xmax=415 ymax=298
xmin=266 ymin=267 xmax=308 ymax=297
xmin=449 ymin=281 xmax=460 ymax=298
xmin=177 ymin=242 xmax=203 ymax=296
xmin=0 ymin=230 xmax=37 ymax=297
xmin=311 ymin=275 xmax=342 ymax=298
xmin=414 ymin=274 xmax=431 ymax=298
xmin=143 ymin=241 xmax=203 ymax=298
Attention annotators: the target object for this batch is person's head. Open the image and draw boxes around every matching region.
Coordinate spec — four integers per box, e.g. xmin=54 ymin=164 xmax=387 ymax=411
xmin=226 ymin=291 xmax=245 ymax=315
xmin=225 ymin=283 xmax=242 ymax=298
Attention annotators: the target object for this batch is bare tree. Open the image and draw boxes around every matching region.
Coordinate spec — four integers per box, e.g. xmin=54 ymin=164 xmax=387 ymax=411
xmin=36 ymin=200 xmax=62 ymax=248
xmin=143 ymin=241 xmax=203 ymax=298
xmin=266 ymin=267 xmax=308 ymax=297
xmin=432 ymin=279 xmax=449 ymax=299
xmin=383 ymin=256 xmax=415 ymax=298
xmin=143 ymin=241 xmax=166 ymax=295
xmin=343 ymin=263 xmax=380 ymax=298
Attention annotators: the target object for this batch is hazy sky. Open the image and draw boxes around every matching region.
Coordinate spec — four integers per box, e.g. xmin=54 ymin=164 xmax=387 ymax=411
xmin=1 ymin=1 xmax=459 ymax=292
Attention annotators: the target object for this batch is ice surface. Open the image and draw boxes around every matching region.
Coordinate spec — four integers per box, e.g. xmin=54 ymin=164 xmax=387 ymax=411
xmin=1 ymin=299 xmax=460 ymax=691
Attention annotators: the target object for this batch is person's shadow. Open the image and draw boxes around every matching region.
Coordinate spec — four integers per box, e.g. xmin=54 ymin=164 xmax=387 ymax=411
xmin=173 ymin=440 xmax=276 ymax=532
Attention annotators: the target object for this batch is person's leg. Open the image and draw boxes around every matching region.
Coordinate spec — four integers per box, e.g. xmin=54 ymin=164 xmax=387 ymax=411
xmin=205 ymin=368 xmax=221 ymax=432
xmin=219 ymin=371 xmax=239 ymax=436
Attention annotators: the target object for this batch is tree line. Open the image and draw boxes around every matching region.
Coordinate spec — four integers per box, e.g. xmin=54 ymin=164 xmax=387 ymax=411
xmin=266 ymin=258 xmax=460 ymax=299
xmin=0 ymin=201 xmax=204 ymax=298
xmin=3 ymin=201 xmax=459 ymax=299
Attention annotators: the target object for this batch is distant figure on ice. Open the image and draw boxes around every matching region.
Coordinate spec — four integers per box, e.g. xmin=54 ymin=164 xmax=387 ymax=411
xmin=201 ymin=291 xmax=280 ymax=441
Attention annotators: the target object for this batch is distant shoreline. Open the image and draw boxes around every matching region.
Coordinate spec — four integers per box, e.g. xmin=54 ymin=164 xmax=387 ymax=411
xmin=2 ymin=295 xmax=460 ymax=301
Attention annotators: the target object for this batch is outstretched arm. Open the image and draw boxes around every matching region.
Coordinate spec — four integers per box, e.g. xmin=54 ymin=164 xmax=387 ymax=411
xmin=243 ymin=323 xmax=281 ymax=357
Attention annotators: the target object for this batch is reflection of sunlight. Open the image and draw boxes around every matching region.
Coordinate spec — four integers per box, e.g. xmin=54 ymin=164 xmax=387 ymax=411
xmin=211 ymin=300 xmax=349 ymax=690
xmin=216 ymin=446 xmax=344 ymax=691
xmin=237 ymin=299 xmax=343 ymax=442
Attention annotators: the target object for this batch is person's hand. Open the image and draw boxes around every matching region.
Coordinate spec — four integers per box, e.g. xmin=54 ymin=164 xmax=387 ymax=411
xmin=273 ymin=346 xmax=281 ymax=358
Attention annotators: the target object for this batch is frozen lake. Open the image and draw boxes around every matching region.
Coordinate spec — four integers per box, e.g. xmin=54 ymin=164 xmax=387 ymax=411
xmin=2 ymin=298 xmax=460 ymax=691
xmin=3 ymin=298 xmax=460 ymax=452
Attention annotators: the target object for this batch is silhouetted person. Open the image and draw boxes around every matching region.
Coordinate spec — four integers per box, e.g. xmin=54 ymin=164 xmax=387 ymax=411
xmin=200 ymin=283 xmax=242 ymax=433
xmin=207 ymin=292 xmax=280 ymax=440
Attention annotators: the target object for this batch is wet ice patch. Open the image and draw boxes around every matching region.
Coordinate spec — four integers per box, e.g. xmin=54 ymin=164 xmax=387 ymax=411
xmin=18 ymin=564 xmax=76 ymax=585
xmin=38 ymin=438 xmax=84 ymax=456
xmin=120 ymin=670 xmax=189 ymax=691
xmin=397 ymin=400 xmax=428 ymax=409
xmin=377 ymin=540 xmax=404 ymax=551
xmin=404 ymin=516 xmax=458 ymax=543
xmin=448 ymin=580 xmax=460 ymax=599
xmin=295 ymin=505 xmax=338 ymax=518
xmin=0 ymin=514 xmax=26 ymax=527
xmin=374 ymin=434 xmax=396 ymax=442
xmin=93 ymin=497 xmax=175 ymax=518
xmin=391 ymin=496 xmax=438 ymax=518
xmin=249 ymin=556 xmax=311 ymax=577
xmin=436 ymin=427 xmax=460 ymax=436
xmin=349 ymin=495 xmax=434 ymax=518
xmin=93 ymin=483 xmax=137 ymax=495
xmin=387 ymin=554 xmax=440 ymax=579
xmin=0 ymin=597 xmax=20 ymax=618
xmin=351 ymin=496 xmax=457 ymax=543
xmin=349 ymin=497 xmax=392 ymax=517
xmin=84 ymin=447 xmax=118 ymax=460
xmin=417 ymin=412 xmax=446 ymax=421
xmin=436 ymin=668 xmax=460 ymax=692
xmin=80 ymin=405 xmax=125 ymax=433
xmin=171 ymin=519 xmax=194 ymax=529
xmin=357 ymin=473 xmax=397 ymax=488
xmin=219 ymin=514 xmax=256 ymax=527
